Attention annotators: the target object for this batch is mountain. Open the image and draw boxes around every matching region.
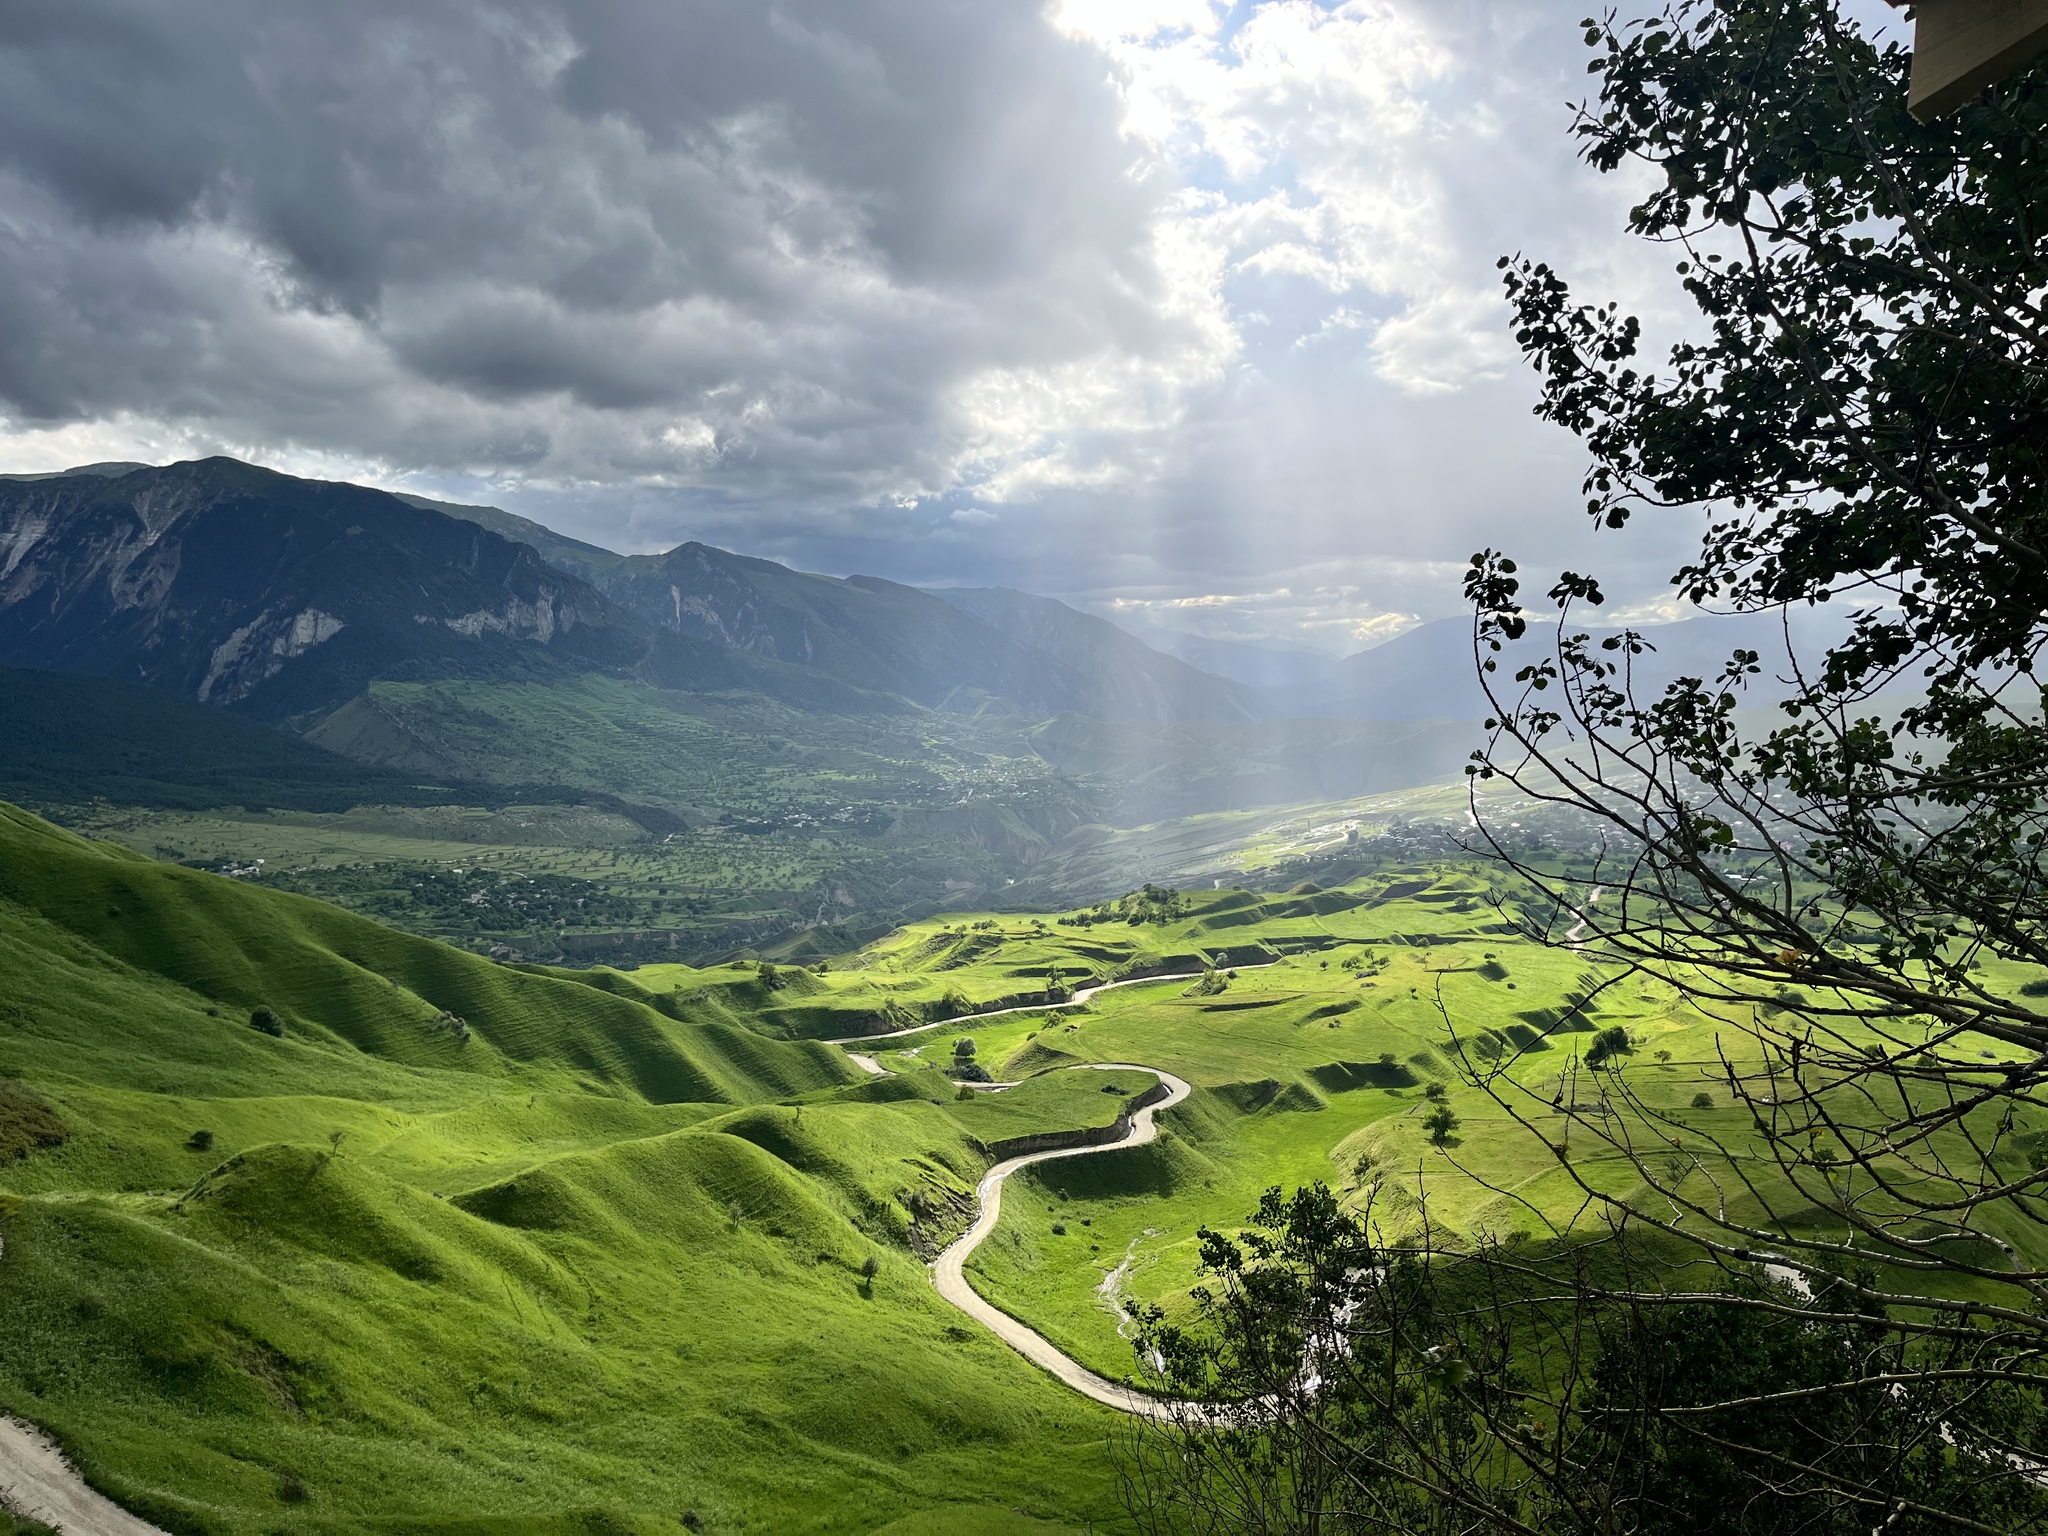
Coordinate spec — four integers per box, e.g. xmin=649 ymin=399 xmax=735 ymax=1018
xmin=0 ymin=662 xmax=444 ymax=811
xmin=0 ymin=456 xmax=1276 ymax=736
xmin=1118 ymin=624 xmax=1344 ymax=693
xmin=0 ymin=459 xmax=156 ymax=483
xmin=395 ymin=491 xmax=626 ymax=586
xmin=929 ymin=586 xmax=1261 ymax=723
xmin=395 ymin=490 xmax=1257 ymax=723
xmin=581 ymin=543 xmax=1256 ymax=723
xmin=0 ymin=458 xmax=647 ymax=720
xmin=1256 ymin=617 xmax=1486 ymax=720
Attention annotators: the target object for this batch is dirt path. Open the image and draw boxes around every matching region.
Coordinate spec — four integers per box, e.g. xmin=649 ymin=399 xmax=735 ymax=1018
xmin=928 ymin=1062 xmax=1192 ymax=1418
xmin=826 ymin=963 xmax=1276 ymax=1047
xmin=0 ymin=1417 xmax=166 ymax=1535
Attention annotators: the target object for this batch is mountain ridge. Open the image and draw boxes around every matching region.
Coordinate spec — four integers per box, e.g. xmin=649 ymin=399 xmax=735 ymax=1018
xmin=402 ymin=484 xmax=1263 ymax=724
xmin=0 ymin=457 xmax=646 ymax=721
xmin=0 ymin=457 xmax=1265 ymax=728
xmin=928 ymin=585 xmax=1263 ymax=724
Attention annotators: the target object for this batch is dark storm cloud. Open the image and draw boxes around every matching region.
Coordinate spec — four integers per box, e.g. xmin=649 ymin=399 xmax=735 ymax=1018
xmin=0 ymin=0 xmax=1179 ymax=489
xmin=0 ymin=0 xmax=1740 ymax=646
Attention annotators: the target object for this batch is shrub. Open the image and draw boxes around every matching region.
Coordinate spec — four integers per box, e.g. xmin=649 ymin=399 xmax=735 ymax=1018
xmin=1051 ymin=1222 xmax=1067 ymax=1236
xmin=1691 ymin=1092 xmax=1714 ymax=1110
xmin=953 ymin=1062 xmax=992 ymax=1083
xmin=249 ymin=1006 xmax=284 ymax=1038
xmin=1584 ymin=1025 xmax=1631 ymax=1067
xmin=0 ymin=1081 xmax=69 ymax=1164
xmin=186 ymin=1129 xmax=215 ymax=1152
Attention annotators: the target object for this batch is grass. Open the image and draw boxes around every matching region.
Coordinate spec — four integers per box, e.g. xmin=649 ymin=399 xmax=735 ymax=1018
xmin=0 ymin=804 xmax=1126 ymax=1532
xmin=5 ymin=799 xmax=2042 ymax=1532
xmin=945 ymin=1070 xmax=1161 ymax=1145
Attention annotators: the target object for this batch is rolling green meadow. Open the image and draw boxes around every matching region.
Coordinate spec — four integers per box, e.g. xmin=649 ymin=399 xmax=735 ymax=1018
xmin=4 ymin=795 xmax=2042 ymax=1532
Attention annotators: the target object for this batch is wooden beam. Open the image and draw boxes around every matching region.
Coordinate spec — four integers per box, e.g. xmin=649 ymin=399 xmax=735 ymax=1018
xmin=1908 ymin=0 xmax=2048 ymax=121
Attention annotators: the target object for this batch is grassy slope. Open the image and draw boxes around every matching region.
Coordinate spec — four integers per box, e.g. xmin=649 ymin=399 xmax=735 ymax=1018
xmin=8 ymin=811 xmax=2040 ymax=1531
xmin=0 ymin=805 xmax=1122 ymax=1533
xmin=945 ymin=1071 xmax=1161 ymax=1144
xmin=811 ymin=882 xmax=2048 ymax=1385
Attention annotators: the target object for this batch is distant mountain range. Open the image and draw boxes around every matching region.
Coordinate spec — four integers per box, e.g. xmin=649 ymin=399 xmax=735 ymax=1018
xmin=0 ymin=456 xmax=1828 ymax=743
xmin=0 ymin=455 xmax=1847 ymax=956
xmin=0 ymin=458 xmax=1254 ymax=726
xmin=1253 ymin=609 xmax=1839 ymax=722
xmin=1110 ymin=622 xmax=1348 ymax=693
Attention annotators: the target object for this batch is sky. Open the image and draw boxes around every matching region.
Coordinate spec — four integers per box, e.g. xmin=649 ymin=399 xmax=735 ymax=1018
xmin=0 ymin=1 xmax=1908 ymax=654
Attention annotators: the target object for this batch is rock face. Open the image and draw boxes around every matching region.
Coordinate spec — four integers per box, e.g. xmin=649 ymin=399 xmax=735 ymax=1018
xmin=0 ymin=459 xmax=644 ymax=718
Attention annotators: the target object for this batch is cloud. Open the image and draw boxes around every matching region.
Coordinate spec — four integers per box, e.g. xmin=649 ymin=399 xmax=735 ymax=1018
xmin=0 ymin=0 xmax=1716 ymax=640
xmin=0 ymin=0 xmax=1194 ymax=499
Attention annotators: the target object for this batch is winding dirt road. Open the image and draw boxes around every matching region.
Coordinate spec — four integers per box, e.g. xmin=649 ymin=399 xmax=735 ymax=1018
xmin=827 ymin=965 xmax=1273 ymax=1413
xmin=0 ymin=1416 xmax=165 ymax=1536
xmin=929 ymin=1062 xmax=1189 ymax=1418
xmin=825 ymin=963 xmax=1274 ymax=1047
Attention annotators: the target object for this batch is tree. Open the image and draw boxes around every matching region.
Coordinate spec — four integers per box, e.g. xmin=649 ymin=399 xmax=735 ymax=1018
xmin=1452 ymin=0 xmax=2048 ymax=1524
xmin=1123 ymin=4 xmax=2048 ymax=1530
xmin=1422 ymin=1105 xmax=1459 ymax=1146
xmin=1125 ymin=1186 xmax=2048 ymax=1536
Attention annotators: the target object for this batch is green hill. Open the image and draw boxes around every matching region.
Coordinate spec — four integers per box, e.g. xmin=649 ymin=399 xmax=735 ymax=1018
xmin=0 ymin=802 xmax=1124 ymax=1531
xmin=6 ymin=808 xmax=2041 ymax=1530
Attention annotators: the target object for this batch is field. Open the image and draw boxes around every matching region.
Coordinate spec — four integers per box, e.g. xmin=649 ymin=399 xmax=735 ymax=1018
xmin=5 ymin=796 xmax=2038 ymax=1532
